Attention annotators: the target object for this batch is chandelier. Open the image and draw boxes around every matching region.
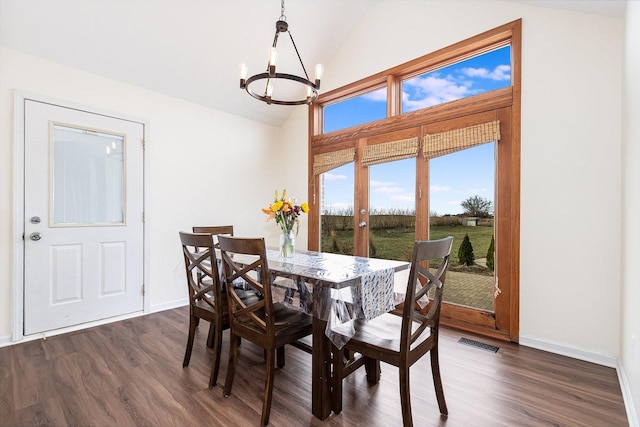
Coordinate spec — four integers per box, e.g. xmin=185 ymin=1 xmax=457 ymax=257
xmin=239 ymin=0 xmax=324 ymax=106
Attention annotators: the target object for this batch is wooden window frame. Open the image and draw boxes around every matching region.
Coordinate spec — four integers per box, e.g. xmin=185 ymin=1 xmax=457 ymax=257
xmin=308 ymin=20 xmax=521 ymax=342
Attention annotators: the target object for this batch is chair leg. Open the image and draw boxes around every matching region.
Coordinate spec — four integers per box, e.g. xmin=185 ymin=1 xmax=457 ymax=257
xmin=206 ymin=322 xmax=216 ymax=348
xmin=183 ymin=315 xmax=198 ymax=367
xmin=223 ymin=332 xmax=240 ymax=397
xmin=208 ymin=321 xmax=223 ymax=389
xmin=399 ymin=365 xmax=413 ymax=427
xmin=364 ymin=356 xmax=381 ymax=385
xmin=261 ymin=348 xmax=276 ymax=426
xmin=331 ymin=346 xmax=344 ymax=414
xmin=430 ymin=344 xmax=448 ymax=415
xmin=276 ymin=346 xmax=285 ymax=368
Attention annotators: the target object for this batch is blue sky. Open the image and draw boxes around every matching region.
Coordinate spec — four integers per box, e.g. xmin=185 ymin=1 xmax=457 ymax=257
xmin=321 ymin=46 xmax=509 ymax=216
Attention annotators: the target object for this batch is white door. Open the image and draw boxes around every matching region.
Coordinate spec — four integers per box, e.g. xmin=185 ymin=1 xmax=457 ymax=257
xmin=23 ymin=99 xmax=145 ymax=335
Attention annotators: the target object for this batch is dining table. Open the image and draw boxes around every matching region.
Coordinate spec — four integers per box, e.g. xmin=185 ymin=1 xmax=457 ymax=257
xmin=263 ymin=248 xmax=409 ymax=420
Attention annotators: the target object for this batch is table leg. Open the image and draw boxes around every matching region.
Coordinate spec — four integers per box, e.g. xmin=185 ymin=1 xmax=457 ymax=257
xmin=312 ymin=296 xmax=332 ymax=419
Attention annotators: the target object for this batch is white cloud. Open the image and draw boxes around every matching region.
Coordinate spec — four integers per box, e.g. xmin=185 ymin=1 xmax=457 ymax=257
xmin=461 ymin=64 xmax=511 ymax=81
xmin=461 ymin=187 xmax=488 ymax=195
xmin=390 ymin=193 xmax=415 ymax=202
xmin=430 ymin=185 xmax=451 ymax=192
xmin=370 ymin=180 xmax=395 ymax=187
xmin=402 ymin=74 xmax=472 ymax=112
xmin=402 ymin=63 xmax=510 ymax=112
xmin=324 ymin=172 xmax=348 ymax=181
xmin=374 ymin=186 xmax=403 ymax=195
xmin=361 ymin=87 xmax=387 ymax=102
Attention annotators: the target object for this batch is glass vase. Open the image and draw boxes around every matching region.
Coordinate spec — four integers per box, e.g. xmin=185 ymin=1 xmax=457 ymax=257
xmin=279 ymin=229 xmax=296 ymax=258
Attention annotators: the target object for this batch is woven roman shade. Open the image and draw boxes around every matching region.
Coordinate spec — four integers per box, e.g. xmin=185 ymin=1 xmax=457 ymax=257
xmin=423 ymin=120 xmax=500 ymax=160
xmin=361 ymin=137 xmax=419 ymax=167
xmin=313 ymin=147 xmax=356 ymax=175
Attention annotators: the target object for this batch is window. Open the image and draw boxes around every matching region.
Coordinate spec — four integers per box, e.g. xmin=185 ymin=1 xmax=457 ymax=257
xmin=402 ymin=45 xmax=511 ymax=113
xmin=323 ymin=87 xmax=387 ymax=133
xmin=308 ymin=20 xmax=521 ymax=342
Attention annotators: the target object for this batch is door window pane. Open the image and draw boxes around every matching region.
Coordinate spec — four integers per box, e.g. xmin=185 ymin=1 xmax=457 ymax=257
xmin=368 ymin=158 xmax=416 ymax=261
xmin=428 ymin=142 xmax=495 ymax=311
xmin=320 ymin=163 xmax=354 ymax=255
xmin=52 ymin=125 xmax=125 ymax=225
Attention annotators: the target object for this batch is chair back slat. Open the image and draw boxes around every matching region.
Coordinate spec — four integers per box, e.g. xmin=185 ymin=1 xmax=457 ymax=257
xmin=192 ymin=225 xmax=234 ymax=248
xmin=218 ymin=235 xmax=274 ymax=334
xmin=180 ymin=232 xmax=222 ymax=312
xmin=401 ymin=237 xmax=453 ymax=348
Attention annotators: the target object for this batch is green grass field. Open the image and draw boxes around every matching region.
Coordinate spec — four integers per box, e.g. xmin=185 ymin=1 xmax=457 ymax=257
xmin=321 ymin=225 xmax=494 ymax=264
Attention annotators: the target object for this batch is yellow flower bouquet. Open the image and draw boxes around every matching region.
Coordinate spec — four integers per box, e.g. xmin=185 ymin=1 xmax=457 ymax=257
xmin=262 ymin=189 xmax=309 ymax=257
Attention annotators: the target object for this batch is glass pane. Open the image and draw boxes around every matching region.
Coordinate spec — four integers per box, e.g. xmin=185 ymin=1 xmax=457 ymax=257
xmin=402 ymin=45 xmax=511 ymax=114
xmin=320 ymin=163 xmax=354 ymax=255
xmin=52 ymin=125 xmax=125 ymax=225
xmin=323 ymin=88 xmax=387 ymax=133
xmin=368 ymin=158 xmax=416 ymax=262
xmin=428 ymin=142 xmax=496 ymax=311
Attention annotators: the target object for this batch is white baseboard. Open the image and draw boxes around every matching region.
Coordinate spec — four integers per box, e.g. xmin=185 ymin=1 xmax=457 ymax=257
xmin=0 ymin=334 xmax=12 ymax=348
xmin=617 ymin=361 xmax=640 ymax=427
xmin=0 ymin=299 xmax=188 ymax=349
xmin=519 ymin=334 xmax=618 ymax=368
xmin=519 ymin=335 xmax=638 ymax=424
xmin=0 ymin=310 xmax=147 ymax=348
xmin=150 ymin=298 xmax=188 ymax=313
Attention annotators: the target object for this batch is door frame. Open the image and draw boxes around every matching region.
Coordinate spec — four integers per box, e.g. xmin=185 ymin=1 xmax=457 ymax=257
xmin=11 ymin=91 xmax=151 ymax=342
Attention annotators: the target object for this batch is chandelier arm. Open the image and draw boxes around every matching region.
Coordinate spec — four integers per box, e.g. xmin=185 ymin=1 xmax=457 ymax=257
xmin=287 ymin=31 xmax=310 ymax=81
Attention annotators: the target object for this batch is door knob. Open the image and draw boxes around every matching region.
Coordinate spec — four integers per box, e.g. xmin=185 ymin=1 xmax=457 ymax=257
xmin=29 ymin=232 xmax=42 ymax=241
xmin=358 ymin=221 xmax=367 ymax=228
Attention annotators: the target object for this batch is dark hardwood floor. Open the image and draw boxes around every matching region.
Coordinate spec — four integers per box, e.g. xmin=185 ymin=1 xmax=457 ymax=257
xmin=0 ymin=307 xmax=628 ymax=426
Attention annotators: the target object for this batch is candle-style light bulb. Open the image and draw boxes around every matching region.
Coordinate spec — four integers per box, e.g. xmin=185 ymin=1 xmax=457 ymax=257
xmin=315 ymin=64 xmax=324 ymax=89
xmin=306 ymin=86 xmax=313 ymax=104
xmin=269 ymin=47 xmax=278 ymax=66
xmin=239 ymin=63 xmax=248 ymax=79
xmin=239 ymin=63 xmax=248 ymax=88
xmin=268 ymin=48 xmax=278 ymax=76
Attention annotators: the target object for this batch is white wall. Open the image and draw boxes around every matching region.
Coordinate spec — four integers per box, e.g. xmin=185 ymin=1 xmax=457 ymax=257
xmin=621 ymin=2 xmax=640 ymax=425
xmin=283 ymin=1 xmax=624 ymax=360
xmin=0 ymin=48 xmax=286 ymax=339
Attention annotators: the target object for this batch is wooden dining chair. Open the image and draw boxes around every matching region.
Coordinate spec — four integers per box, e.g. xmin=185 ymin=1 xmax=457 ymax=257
xmin=192 ymin=225 xmax=234 ymax=247
xmin=179 ymin=231 xmax=228 ymax=389
xmin=331 ymin=236 xmax=454 ymax=427
xmin=192 ymin=225 xmax=235 ymax=347
xmin=218 ymin=235 xmax=313 ymax=426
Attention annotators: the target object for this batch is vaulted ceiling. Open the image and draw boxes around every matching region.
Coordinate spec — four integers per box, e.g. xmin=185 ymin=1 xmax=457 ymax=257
xmin=0 ymin=0 xmax=626 ymax=127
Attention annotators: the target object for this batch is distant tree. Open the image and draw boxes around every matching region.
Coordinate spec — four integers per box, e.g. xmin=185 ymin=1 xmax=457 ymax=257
xmin=486 ymin=235 xmax=495 ymax=271
xmin=461 ymin=195 xmax=493 ymax=218
xmin=458 ymin=234 xmax=475 ymax=266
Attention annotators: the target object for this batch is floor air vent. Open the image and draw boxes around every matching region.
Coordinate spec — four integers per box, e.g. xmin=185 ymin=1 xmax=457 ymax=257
xmin=457 ymin=337 xmax=499 ymax=353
